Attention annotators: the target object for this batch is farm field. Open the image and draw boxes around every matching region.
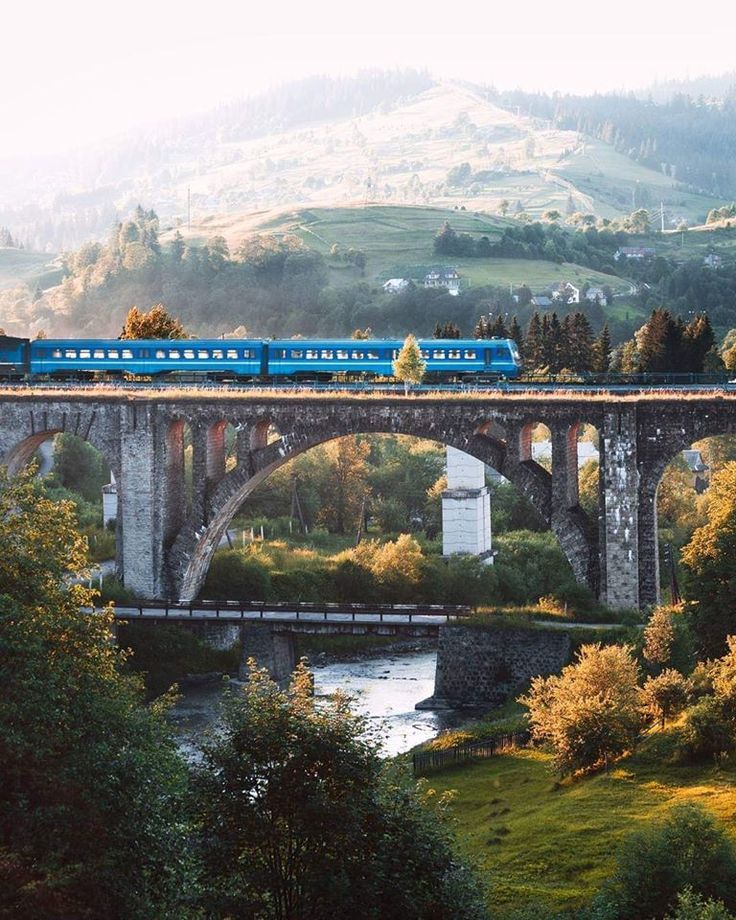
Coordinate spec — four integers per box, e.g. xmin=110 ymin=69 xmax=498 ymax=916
xmin=251 ymin=204 xmax=633 ymax=293
xmin=0 ymin=249 xmax=61 ymax=290
xmin=423 ymin=733 xmax=736 ymax=915
xmin=556 ymin=139 xmax=721 ymax=225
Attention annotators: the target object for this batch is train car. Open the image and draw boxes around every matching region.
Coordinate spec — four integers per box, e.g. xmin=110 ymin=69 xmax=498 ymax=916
xmin=29 ymin=338 xmax=267 ymax=379
xmin=267 ymin=338 xmax=521 ymax=380
xmin=0 ymin=335 xmax=30 ymax=378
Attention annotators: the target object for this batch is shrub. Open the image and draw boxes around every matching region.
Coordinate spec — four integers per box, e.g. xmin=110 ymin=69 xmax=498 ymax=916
xmin=203 ymin=550 xmax=272 ymax=600
xmin=641 ymin=669 xmax=691 ymax=728
xmin=596 ymin=804 xmax=736 ymax=919
xmin=519 ymin=643 xmax=643 ymax=775
xmin=665 ymin=887 xmax=736 ymax=920
xmin=681 ymin=697 xmax=734 ymax=761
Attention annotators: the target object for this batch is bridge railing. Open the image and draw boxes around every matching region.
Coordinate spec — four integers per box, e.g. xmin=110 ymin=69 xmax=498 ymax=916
xmin=114 ymin=600 xmax=473 ymax=623
xmin=412 ymin=730 xmax=530 ymax=777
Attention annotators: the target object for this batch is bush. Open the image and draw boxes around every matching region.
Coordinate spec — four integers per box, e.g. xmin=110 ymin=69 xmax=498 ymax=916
xmin=681 ymin=697 xmax=734 ymax=761
xmin=520 ymin=643 xmax=643 ymax=775
xmin=203 ymin=550 xmax=272 ymax=600
xmin=596 ymin=804 xmax=736 ymax=919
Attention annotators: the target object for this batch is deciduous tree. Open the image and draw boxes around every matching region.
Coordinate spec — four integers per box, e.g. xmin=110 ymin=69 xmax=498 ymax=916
xmin=519 ymin=643 xmax=643 ymax=774
xmin=392 ymin=334 xmax=426 ymax=393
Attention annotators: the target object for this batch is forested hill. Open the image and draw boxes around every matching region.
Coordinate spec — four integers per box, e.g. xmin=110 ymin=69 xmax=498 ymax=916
xmin=488 ymin=87 xmax=736 ymax=198
xmin=179 ymin=69 xmax=435 ymax=142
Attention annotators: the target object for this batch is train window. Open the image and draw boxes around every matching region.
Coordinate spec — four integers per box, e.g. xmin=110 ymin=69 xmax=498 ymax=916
xmin=226 ymin=349 xmax=238 ymax=359
xmin=168 ymin=350 xmax=181 ymax=359
xmin=351 ymin=350 xmax=364 ymax=359
xmin=420 ymin=350 xmax=429 ymax=359
xmin=52 ymin=349 xmax=62 ymax=359
xmin=367 ymin=350 xmax=380 ymax=359
xmin=65 ymin=349 xmax=77 ymax=359
xmin=122 ymin=349 xmax=133 ymax=359
xmin=212 ymin=349 xmax=224 ymax=359
xmin=183 ymin=349 xmax=195 ymax=359
xmin=108 ymin=349 xmax=119 ymax=359
xmin=336 ymin=349 xmax=349 ymax=360
xmin=291 ymin=349 xmax=304 ymax=359
xmin=79 ymin=349 xmax=91 ymax=359
xmin=448 ymin=349 xmax=461 ymax=359
xmin=320 ymin=349 xmax=334 ymax=359
xmin=433 ymin=350 xmax=446 ymax=359
xmin=198 ymin=350 xmax=209 ymax=359
xmin=155 ymin=349 xmax=166 ymax=359
xmin=464 ymin=350 xmax=476 ymax=360
xmin=93 ymin=349 xmax=105 ymax=359
xmin=306 ymin=349 xmax=318 ymax=359
xmin=139 ymin=348 xmax=150 ymax=359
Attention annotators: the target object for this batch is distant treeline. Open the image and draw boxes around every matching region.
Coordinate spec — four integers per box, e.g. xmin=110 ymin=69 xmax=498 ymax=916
xmin=488 ymin=87 xmax=736 ymax=197
xmin=433 ymin=219 xmax=625 ymax=273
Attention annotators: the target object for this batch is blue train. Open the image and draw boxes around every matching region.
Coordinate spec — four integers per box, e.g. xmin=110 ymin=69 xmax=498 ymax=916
xmin=0 ymin=334 xmax=521 ymax=382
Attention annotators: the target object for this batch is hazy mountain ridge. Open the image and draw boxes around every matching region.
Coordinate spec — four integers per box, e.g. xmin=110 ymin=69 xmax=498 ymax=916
xmin=0 ymin=69 xmax=733 ymax=255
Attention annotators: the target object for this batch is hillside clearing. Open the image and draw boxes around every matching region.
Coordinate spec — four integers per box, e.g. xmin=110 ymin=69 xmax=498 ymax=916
xmin=423 ymin=739 xmax=736 ymax=914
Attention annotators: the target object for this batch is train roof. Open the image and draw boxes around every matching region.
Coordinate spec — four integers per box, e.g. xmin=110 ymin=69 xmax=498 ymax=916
xmin=0 ymin=334 xmax=29 ymax=346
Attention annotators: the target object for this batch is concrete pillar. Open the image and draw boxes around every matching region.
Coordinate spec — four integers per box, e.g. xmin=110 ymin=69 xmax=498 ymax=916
xmin=239 ymin=623 xmax=296 ymax=686
xmin=599 ymin=407 xmax=640 ymax=609
xmin=441 ymin=446 xmax=493 ymax=562
xmin=118 ymin=406 xmax=170 ymax=598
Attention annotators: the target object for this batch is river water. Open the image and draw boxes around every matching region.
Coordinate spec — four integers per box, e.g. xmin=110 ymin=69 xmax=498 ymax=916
xmin=169 ymin=649 xmax=467 ymax=758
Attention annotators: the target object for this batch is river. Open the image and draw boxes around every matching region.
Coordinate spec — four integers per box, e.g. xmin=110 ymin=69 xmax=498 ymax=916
xmin=169 ymin=648 xmax=468 ymax=759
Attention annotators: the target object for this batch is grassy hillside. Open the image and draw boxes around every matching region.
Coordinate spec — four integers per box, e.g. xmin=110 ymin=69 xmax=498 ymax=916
xmin=197 ymin=203 xmax=633 ymax=295
xmin=423 ymin=734 xmax=736 ymax=915
xmin=178 ymin=83 xmax=719 ymax=243
xmin=556 ymin=139 xmax=722 ymax=224
xmin=0 ymin=249 xmax=61 ymax=290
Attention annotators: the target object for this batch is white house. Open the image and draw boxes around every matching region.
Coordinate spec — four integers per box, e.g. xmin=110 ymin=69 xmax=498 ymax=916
xmin=383 ymin=278 xmax=409 ymax=294
xmin=551 ymin=281 xmax=580 ymax=303
xmin=424 ymin=268 xmax=461 ymax=296
xmin=585 ymin=286 xmax=609 ymax=306
xmin=704 ymin=253 xmax=723 ymax=269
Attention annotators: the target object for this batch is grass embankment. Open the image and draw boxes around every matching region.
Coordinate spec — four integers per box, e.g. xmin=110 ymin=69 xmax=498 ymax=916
xmin=260 ymin=204 xmax=632 ymax=294
xmin=423 ymin=729 xmax=736 ymax=915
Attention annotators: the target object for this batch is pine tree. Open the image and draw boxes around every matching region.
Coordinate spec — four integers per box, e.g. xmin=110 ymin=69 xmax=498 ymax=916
xmin=569 ymin=312 xmax=595 ymax=372
xmin=592 ymin=324 xmax=612 ymax=373
xmin=474 ymin=316 xmax=490 ymax=339
xmin=509 ymin=316 xmax=523 ymax=350
xmin=525 ymin=313 xmax=545 ymax=370
xmin=489 ymin=315 xmax=508 ymax=338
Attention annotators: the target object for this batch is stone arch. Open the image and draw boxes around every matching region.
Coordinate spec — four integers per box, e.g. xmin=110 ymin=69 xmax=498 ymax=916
xmin=636 ymin=403 xmax=736 ymax=607
xmin=167 ymin=409 xmax=591 ymax=603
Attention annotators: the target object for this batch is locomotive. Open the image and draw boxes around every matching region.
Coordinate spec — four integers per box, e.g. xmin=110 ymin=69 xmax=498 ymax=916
xmin=0 ymin=335 xmax=522 ymax=382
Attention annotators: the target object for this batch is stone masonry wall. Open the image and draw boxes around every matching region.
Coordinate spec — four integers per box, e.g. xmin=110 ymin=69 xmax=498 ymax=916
xmin=424 ymin=624 xmax=572 ymax=708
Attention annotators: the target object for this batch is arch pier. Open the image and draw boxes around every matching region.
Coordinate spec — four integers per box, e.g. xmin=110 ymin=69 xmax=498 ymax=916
xmin=2 ymin=392 xmax=732 ymax=609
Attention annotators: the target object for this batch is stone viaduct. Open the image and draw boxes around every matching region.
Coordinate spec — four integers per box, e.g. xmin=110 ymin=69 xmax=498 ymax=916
xmin=0 ymin=388 xmax=733 ymax=610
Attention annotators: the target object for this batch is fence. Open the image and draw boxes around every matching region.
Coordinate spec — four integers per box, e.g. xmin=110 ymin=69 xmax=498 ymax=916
xmin=412 ymin=730 xmax=530 ymax=777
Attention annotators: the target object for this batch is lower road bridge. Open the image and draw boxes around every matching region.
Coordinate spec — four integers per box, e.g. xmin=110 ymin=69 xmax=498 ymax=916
xmin=3 ymin=386 xmax=734 ymax=610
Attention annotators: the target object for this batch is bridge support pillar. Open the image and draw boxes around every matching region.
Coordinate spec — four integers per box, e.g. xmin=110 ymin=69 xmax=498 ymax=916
xmin=599 ymin=407 xmax=640 ymax=609
xmin=239 ymin=623 xmax=296 ymax=686
xmin=441 ymin=447 xmax=493 ymax=561
xmin=117 ymin=407 xmax=172 ymax=598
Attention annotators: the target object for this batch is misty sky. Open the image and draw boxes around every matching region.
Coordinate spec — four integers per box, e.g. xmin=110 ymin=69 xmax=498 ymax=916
xmin=2 ymin=0 xmax=735 ymax=157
